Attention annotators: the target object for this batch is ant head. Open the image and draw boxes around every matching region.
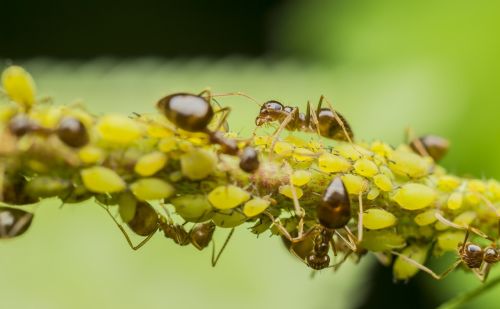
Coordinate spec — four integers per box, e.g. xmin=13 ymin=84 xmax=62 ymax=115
xmin=483 ymin=246 xmax=499 ymax=264
xmin=255 ymin=100 xmax=285 ymax=126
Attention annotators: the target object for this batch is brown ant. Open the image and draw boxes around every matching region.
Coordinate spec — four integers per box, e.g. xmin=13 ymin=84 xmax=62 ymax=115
xmin=7 ymin=114 xmax=89 ymax=148
xmin=255 ymin=95 xmax=354 ymax=143
xmin=156 ymin=90 xmax=260 ymax=173
xmin=99 ymin=201 xmax=234 ymax=266
xmin=409 ymin=135 xmax=450 ymax=162
xmin=0 ymin=207 xmax=33 ymax=238
xmin=267 ymin=176 xmax=363 ymax=270
xmin=393 ymin=228 xmax=499 ymax=282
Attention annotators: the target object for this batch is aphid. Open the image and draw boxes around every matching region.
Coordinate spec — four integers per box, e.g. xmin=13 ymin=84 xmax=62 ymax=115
xmin=393 ymin=229 xmax=499 ymax=282
xmin=409 ymin=135 xmax=450 ymax=162
xmin=156 ymin=91 xmax=238 ymax=155
xmin=255 ymin=95 xmax=354 ymax=142
xmin=0 ymin=207 xmax=33 ymax=238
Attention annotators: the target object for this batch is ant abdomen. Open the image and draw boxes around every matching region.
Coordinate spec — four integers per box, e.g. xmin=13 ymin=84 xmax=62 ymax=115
xmin=317 ymin=176 xmax=351 ymax=229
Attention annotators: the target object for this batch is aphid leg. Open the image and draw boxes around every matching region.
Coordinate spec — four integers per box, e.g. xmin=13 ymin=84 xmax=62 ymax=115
xmin=8 ymin=212 xmax=33 ymax=238
xmin=317 ymin=95 xmax=353 ymax=144
xmin=99 ymin=203 xmax=157 ymax=250
xmin=435 ymin=211 xmax=494 ymax=241
xmin=211 ymin=228 xmax=235 ymax=267
xmin=391 ymin=250 xmax=462 ymax=280
xmin=269 ymin=107 xmax=297 ymax=156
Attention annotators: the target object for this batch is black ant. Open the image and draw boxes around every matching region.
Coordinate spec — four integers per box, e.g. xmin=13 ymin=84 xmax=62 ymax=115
xmin=267 ymin=176 xmax=363 ymax=270
xmin=100 ymin=201 xmax=234 ymax=266
xmin=0 ymin=207 xmax=33 ymax=238
xmin=156 ymin=90 xmax=260 ymax=173
xmin=255 ymin=95 xmax=354 ymax=143
xmin=7 ymin=114 xmax=89 ymax=148
xmin=409 ymin=135 xmax=450 ymax=162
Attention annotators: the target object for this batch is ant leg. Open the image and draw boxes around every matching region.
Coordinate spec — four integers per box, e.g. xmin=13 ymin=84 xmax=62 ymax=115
xmin=285 ymin=163 xmax=305 ymax=237
xmin=334 ymin=229 xmax=357 ymax=252
xmin=317 ymin=95 xmax=353 ymax=144
xmin=0 ymin=162 xmax=4 ymax=201
xmin=328 ymin=250 xmax=353 ymax=271
xmin=406 ymin=127 xmax=429 ymax=157
xmin=391 ymin=251 xmax=462 ymax=280
xmin=435 ymin=211 xmax=493 ymax=241
xmin=212 ymin=106 xmax=232 ymax=132
xmin=99 ymin=203 xmax=157 ymax=250
xmin=269 ymin=107 xmax=296 ymax=156
xmin=263 ymin=211 xmax=318 ymax=244
xmin=211 ymin=228 xmax=235 ymax=267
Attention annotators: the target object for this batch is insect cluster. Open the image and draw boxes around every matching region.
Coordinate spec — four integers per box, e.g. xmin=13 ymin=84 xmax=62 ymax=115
xmin=2 ymin=65 xmax=500 ymax=282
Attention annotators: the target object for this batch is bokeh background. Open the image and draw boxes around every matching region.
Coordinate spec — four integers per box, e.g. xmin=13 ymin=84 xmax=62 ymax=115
xmin=2 ymin=1 xmax=500 ymax=308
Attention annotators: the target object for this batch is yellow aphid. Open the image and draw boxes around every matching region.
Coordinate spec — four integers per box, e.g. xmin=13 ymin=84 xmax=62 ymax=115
xmin=308 ymin=140 xmax=323 ymax=152
xmin=147 ymin=123 xmax=174 ymax=138
xmin=290 ymin=170 xmax=312 ymax=187
xmin=334 ymin=143 xmax=368 ymax=160
xmin=379 ymin=165 xmax=395 ymax=180
xmin=447 ymin=192 xmax=463 ymax=210
xmin=437 ymin=232 xmax=465 ymax=252
xmin=118 ymin=192 xmax=137 ymax=223
xmin=292 ymin=147 xmax=315 ymax=162
xmin=388 ymin=150 xmax=430 ymax=178
xmin=30 ymin=106 xmax=62 ymax=128
xmin=363 ymin=208 xmax=396 ymax=230
xmin=1 ymin=66 xmax=36 ymax=108
xmin=354 ymin=158 xmax=378 ymax=177
xmin=393 ymin=183 xmax=436 ymax=210
xmin=274 ymin=141 xmax=294 ymax=156
xmin=453 ymin=211 xmax=477 ymax=227
xmin=393 ymin=244 xmax=429 ymax=280
xmin=341 ymin=174 xmax=368 ymax=195
xmin=0 ymin=104 xmax=18 ymax=122
xmin=27 ymin=160 xmax=48 ymax=173
xmin=171 ymin=194 xmax=214 ymax=222
xmin=208 ymin=185 xmax=250 ymax=210
xmin=318 ymin=153 xmax=351 ymax=173
xmin=97 ymin=114 xmax=142 ymax=145
xmin=169 ymin=171 xmax=183 ymax=182
xmin=284 ymin=135 xmax=307 ymax=147
xmin=177 ymin=140 xmax=193 ymax=152
xmin=180 ymin=148 xmax=216 ymax=180
xmin=130 ymin=178 xmax=175 ymax=201
xmin=81 ymin=166 xmax=126 ymax=193
xmin=414 ymin=209 xmax=437 ymax=226
xmin=373 ymin=174 xmax=393 ymax=192
xmin=279 ymin=185 xmax=304 ymax=199
xmin=158 ymin=136 xmax=177 ymax=152
xmin=361 ymin=230 xmax=406 ymax=252
xmin=254 ymin=135 xmax=271 ymax=146
xmin=243 ymin=198 xmax=271 ymax=217
xmin=134 ymin=152 xmax=167 ymax=176
xmin=78 ymin=146 xmax=105 ymax=164
xmin=212 ymin=210 xmax=247 ymax=228
xmin=370 ymin=141 xmax=393 ymax=157
xmin=467 ymin=180 xmax=486 ymax=193
xmin=367 ymin=188 xmax=380 ymax=200
xmin=437 ymin=175 xmax=461 ymax=192
xmin=487 ymin=180 xmax=500 ymax=201
xmin=464 ymin=192 xmax=481 ymax=205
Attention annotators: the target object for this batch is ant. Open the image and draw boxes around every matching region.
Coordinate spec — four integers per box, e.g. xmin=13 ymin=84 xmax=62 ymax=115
xmin=7 ymin=114 xmax=89 ymax=148
xmin=156 ymin=90 xmax=260 ymax=173
xmin=0 ymin=207 xmax=33 ymax=238
xmin=267 ymin=176 xmax=363 ymax=270
xmin=393 ymin=228 xmax=499 ymax=282
xmin=255 ymin=95 xmax=354 ymax=143
xmin=99 ymin=201 xmax=234 ymax=266
xmin=409 ymin=135 xmax=450 ymax=162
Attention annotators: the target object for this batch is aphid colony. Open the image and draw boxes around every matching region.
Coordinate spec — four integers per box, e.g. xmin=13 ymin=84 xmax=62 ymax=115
xmin=1 ymin=65 xmax=500 ymax=281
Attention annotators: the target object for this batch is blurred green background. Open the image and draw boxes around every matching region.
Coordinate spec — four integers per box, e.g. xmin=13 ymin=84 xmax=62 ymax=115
xmin=2 ymin=1 xmax=500 ymax=308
